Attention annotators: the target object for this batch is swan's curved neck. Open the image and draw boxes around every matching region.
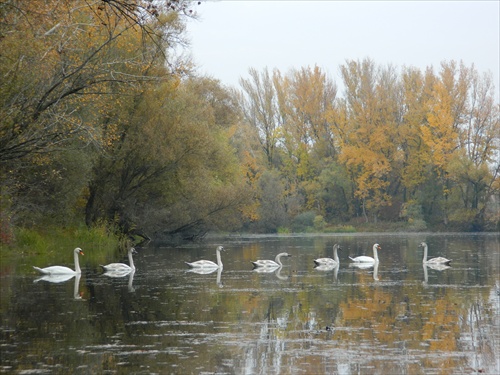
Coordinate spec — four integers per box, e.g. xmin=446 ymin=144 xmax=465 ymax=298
xmin=74 ymin=250 xmax=81 ymax=274
xmin=275 ymin=254 xmax=283 ymax=266
xmin=333 ymin=247 xmax=339 ymax=263
xmin=373 ymin=246 xmax=379 ymax=262
xmin=216 ymin=249 xmax=223 ymax=267
xmin=128 ymin=250 xmax=135 ymax=269
xmin=422 ymin=244 xmax=428 ymax=262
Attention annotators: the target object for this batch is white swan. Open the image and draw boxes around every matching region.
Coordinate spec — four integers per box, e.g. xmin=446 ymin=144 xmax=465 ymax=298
xmin=101 ymin=247 xmax=137 ymax=273
xmin=33 ymin=247 xmax=84 ymax=275
xmin=252 ymin=252 xmax=291 ymax=268
xmin=349 ymin=243 xmax=381 ymax=263
xmin=314 ymin=244 xmax=341 ymax=266
xmin=419 ymin=242 xmax=451 ymax=265
xmin=185 ymin=246 xmax=224 ymax=268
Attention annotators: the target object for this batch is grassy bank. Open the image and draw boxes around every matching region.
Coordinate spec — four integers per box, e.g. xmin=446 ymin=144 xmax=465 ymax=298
xmin=0 ymin=224 xmax=127 ymax=272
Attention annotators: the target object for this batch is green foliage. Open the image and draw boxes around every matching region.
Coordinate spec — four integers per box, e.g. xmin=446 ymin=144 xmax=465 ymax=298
xmin=324 ymin=225 xmax=357 ymax=233
xmin=85 ymin=77 xmax=250 ymax=240
xmin=13 ymin=228 xmax=50 ymax=251
xmin=277 ymin=227 xmax=291 ymax=234
xmin=254 ymin=170 xmax=287 ymax=233
xmin=4 ymin=147 xmax=93 ymax=228
xmin=291 ymin=211 xmax=316 ymax=232
xmin=313 ymin=215 xmax=326 ymax=231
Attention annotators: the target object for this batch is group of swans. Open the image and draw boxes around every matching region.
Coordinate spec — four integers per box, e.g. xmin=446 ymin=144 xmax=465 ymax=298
xmin=183 ymin=243 xmax=364 ymax=272
xmin=33 ymin=240 xmax=450 ymax=282
xmin=183 ymin=241 xmax=451 ymax=272
xmin=33 ymin=246 xmax=137 ymax=280
xmin=184 ymin=246 xmax=292 ymax=271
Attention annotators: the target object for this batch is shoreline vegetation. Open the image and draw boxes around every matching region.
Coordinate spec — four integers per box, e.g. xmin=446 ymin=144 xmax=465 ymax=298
xmin=0 ymin=224 xmax=125 ymax=266
xmin=1 ymin=221 xmax=497 ymax=257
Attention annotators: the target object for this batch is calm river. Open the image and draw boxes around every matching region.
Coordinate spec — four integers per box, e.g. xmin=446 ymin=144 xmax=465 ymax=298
xmin=1 ymin=233 xmax=499 ymax=374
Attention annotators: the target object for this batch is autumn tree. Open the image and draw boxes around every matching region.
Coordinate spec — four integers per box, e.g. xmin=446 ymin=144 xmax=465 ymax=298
xmin=238 ymin=60 xmax=498 ymax=231
xmin=337 ymin=59 xmax=401 ymax=222
xmin=276 ymin=66 xmax=338 ymax=212
xmin=0 ymin=0 xmax=190 ymax=162
xmin=421 ymin=61 xmax=470 ymax=225
xmin=447 ymin=67 xmax=500 ymax=230
xmin=239 ymin=67 xmax=283 ymax=168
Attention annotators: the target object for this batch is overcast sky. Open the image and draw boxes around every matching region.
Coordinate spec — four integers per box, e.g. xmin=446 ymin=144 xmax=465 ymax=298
xmin=185 ymin=1 xmax=499 ymax=98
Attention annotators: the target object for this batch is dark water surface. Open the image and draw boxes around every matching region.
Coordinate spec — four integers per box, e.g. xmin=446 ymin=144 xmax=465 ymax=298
xmin=1 ymin=233 xmax=499 ymax=374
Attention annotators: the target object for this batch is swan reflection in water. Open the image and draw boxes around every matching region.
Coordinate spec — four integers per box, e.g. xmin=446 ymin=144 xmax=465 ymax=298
xmin=102 ymin=268 xmax=133 ymax=278
xmin=102 ymin=268 xmax=136 ymax=292
xmin=253 ymin=265 xmax=289 ymax=280
xmin=349 ymin=262 xmax=376 ymax=270
xmin=34 ymin=273 xmax=84 ymax=300
xmin=187 ymin=267 xmax=223 ymax=288
xmin=314 ymin=263 xmax=340 ymax=280
xmin=423 ymin=263 xmax=451 ymax=286
xmin=34 ymin=273 xmax=76 ymax=284
xmin=349 ymin=261 xmax=379 ymax=281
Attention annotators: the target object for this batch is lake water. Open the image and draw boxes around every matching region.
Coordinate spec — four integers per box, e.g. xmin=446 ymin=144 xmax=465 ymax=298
xmin=1 ymin=233 xmax=499 ymax=374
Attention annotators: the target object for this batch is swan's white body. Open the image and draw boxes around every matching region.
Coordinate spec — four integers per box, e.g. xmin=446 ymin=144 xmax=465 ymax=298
xmin=349 ymin=244 xmax=381 ymax=263
xmin=33 ymin=247 xmax=84 ymax=275
xmin=314 ymin=244 xmax=341 ymax=266
xmin=185 ymin=246 xmax=224 ymax=268
xmin=101 ymin=247 xmax=137 ymax=272
xmin=252 ymin=252 xmax=291 ymax=268
xmin=420 ymin=242 xmax=451 ymax=265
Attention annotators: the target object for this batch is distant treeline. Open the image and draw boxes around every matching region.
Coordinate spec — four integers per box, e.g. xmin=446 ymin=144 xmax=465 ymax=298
xmin=1 ymin=1 xmax=498 ymax=244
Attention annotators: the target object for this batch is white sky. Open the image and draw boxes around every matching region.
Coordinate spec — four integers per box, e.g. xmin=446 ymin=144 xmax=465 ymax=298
xmin=185 ymin=1 xmax=500 ymax=98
